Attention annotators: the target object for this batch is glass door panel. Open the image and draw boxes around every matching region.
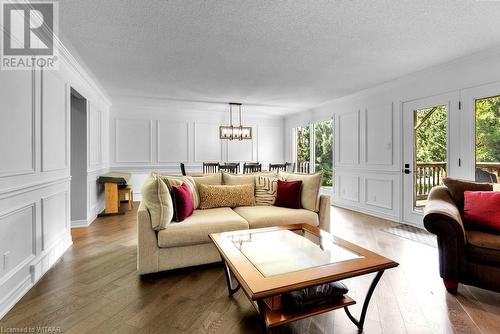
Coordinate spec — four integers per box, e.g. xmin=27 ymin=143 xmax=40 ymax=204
xmin=314 ymin=120 xmax=333 ymax=186
xmin=475 ymin=95 xmax=500 ymax=183
xmin=295 ymin=125 xmax=311 ymax=173
xmin=413 ymin=105 xmax=448 ymax=209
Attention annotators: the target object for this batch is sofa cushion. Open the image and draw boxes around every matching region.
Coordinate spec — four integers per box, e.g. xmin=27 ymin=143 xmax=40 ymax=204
xmin=157 ymin=207 xmax=249 ymax=248
xmin=466 ymin=230 xmax=500 ymax=266
xmin=192 ymin=173 xmax=222 ymax=186
xmin=198 ymin=184 xmax=255 ymax=209
xmin=222 ymin=171 xmax=276 ymax=185
xmin=278 ymin=171 xmax=323 ymax=212
xmin=442 ymin=177 xmax=492 ymax=211
xmin=233 ymin=206 xmax=319 ymax=229
xmin=156 ymin=174 xmax=200 ymax=209
xmin=141 ymin=173 xmax=174 ymax=230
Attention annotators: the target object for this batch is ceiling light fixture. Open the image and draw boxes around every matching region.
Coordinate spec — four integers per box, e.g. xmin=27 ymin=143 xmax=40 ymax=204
xmin=219 ymin=103 xmax=252 ymax=140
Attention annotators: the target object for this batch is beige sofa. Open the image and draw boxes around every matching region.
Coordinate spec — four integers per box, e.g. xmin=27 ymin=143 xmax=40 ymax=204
xmin=137 ymin=195 xmax=331 ymax=275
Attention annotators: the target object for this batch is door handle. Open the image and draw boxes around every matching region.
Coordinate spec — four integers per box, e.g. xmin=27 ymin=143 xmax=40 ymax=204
xmin=403 ymin=169 xmax=411 ymax=174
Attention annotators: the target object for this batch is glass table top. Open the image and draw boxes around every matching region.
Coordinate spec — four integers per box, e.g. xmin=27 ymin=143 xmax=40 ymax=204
xmin=228 ymin=228 xmax=363 ymax=277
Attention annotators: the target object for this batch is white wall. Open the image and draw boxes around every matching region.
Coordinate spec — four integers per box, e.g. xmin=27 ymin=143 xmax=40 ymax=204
xmin=110 ymin=97 xmax=285 ymax=200
xmin=285 ymin=46 xmax=500 ymax=223
xmin=0 ymin=42 xmax=111 ymax=318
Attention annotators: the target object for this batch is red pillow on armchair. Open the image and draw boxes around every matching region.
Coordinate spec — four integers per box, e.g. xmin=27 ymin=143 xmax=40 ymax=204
xmin=463 ymin=191 xmax=500 ymax=233
xmin=171 ymin=182 xmax=194 ymax=222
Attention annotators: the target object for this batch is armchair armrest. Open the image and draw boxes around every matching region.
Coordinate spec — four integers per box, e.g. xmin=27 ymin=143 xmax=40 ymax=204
xmin=423 ymin=186 xmax=466 ymax=281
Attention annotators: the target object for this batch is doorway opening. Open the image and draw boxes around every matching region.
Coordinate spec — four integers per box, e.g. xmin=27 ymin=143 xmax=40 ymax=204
xmin=70 ymin=88 xmax=87 ymax=225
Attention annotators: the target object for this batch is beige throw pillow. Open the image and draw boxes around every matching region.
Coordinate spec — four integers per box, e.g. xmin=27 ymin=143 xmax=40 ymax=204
xmin=141 ymin=173 xmax=174 ymax=230
xmin=198 ymin=184 xmax=255 ymax=209
xmin=222 ymin=171 xmax=277 ymax=185
xmin=255 ymin=176 xmax=278 ymax=206
xmin=278 ymin=171 xmax=323 ymax=212
xmin=155 ymin=174 xmax=200 ymax=209
xmin=192 ymin=173 xmax=222 ymax=186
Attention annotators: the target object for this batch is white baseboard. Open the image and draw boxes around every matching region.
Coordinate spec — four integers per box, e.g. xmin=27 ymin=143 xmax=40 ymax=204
xmin=0 ymin=275 xmax=32 ymax=320
xmin=0 ymin=233 xmax=72 ymax=320
xmin=71 ymin=219 xmax=89 ymax=228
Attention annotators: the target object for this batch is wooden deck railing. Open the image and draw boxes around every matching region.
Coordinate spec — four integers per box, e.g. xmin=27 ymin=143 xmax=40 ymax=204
xmin=415 ymin=162 xmax=499 ymax=200
xmin=415 ymin=162 xmax=447 ymax=200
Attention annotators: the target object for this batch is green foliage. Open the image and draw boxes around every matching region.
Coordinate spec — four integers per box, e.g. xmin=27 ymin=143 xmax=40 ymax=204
xmin=475 ymin=96 xmax=500 ymax=163
xmin=296 ymin=121 xmax=333 ymax=187
xmin=296 ymin=126 xmax=310 ymax=163
xmin=415 ymin=106 xmax=447 ymax=163
xmin=314 ymin=121 xmax=333 ymax=186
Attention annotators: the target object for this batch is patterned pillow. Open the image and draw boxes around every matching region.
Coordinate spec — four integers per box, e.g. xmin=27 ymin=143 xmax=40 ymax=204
xmin=198 ymin=184 xmax=255 ymax=209
xmin=154 ymin=174 xmax=200 ymax=209
xmin=255 ymin=176 xmax=278 ymax=206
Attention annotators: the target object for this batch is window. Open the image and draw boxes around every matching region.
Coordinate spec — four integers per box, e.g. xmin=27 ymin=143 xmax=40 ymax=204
xmin=293 ymin=119 xmax=333 ymax=187
xmin=475 ymin=95 xmax=500 ymax=182
xmin=314 ymin=120 xmax=333 ymax=186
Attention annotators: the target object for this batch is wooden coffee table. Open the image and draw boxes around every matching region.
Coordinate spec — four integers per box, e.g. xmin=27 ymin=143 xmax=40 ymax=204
xmin=209 ymin=224 xmax=398 ymax=332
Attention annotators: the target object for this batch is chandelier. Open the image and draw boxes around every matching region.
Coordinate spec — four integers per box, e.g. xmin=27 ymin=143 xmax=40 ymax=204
xmin=219 ymin=103 xmax=252 ymax=140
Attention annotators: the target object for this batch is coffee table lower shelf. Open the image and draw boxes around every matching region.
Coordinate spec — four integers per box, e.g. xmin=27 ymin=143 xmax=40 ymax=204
xmin=258 ymin=295 xmax=356 ymax=328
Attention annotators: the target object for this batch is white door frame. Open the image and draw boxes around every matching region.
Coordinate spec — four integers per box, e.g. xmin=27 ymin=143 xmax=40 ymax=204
xmin=459 ymin=82 xmax=500 ymax=181
xmin=402 ymin=92 xmax=459 ymax=226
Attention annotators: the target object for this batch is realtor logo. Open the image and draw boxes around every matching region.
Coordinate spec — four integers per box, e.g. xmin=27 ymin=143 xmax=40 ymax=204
xmin=1 ymin=0 xmax=59 ymax=70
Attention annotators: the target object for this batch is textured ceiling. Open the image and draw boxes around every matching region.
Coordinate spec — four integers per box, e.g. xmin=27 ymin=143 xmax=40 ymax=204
xmin=59 ymin=0 xmax=500 ymax=115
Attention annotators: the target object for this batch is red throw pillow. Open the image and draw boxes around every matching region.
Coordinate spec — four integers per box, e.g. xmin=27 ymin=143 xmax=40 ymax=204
xmin=171 ymin=182 xmax=194 ymax=222
xmin=274 ymin=180 xmax=302 ymax=209
xmin=463 ymin=191 xmax=500 ymax=232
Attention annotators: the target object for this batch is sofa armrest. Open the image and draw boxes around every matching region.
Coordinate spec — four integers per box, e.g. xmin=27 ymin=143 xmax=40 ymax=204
xmin=423 ymin=186 xmax=466 ymax=281
xmin=318 ymin=195 xmax=331 ymax=233
xmin=137 ymin=202 xmax=159 ymax=274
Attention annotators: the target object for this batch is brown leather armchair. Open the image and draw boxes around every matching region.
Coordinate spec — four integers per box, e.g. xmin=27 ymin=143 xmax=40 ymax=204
xmin=423 ymin=185 xmax=500 ymax=294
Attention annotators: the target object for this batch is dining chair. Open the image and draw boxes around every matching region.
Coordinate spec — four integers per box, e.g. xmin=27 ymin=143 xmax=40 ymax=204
xmin=203 ymin=162 xmax=220 ymax=174
xmin=243 ymin=162 xmax=261 ymax=174
xmin=180 ymin=162 xmax=187 ymax=176
xmin=268 ymin=163 xmax=287 ymax=172
xmin=297 ymin=161 xmax=310 ymax=173
xmin=220 ymin=162 xmax=240 ymax=174
xmin=285 ymin=162 xmax=295 ymax=173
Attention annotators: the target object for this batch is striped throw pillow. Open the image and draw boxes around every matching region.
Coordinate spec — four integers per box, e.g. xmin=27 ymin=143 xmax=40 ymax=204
xmin=255 ymin=176 xmax=278 ymax=206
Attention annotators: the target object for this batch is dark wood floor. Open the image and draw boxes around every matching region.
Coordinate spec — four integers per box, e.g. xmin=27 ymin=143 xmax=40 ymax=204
xmin=1 ymin=203 xmax=499 ymax=333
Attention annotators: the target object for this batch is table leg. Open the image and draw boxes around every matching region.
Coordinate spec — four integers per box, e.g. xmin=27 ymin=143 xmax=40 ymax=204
xmin=257 ymin=299 xmax=269 ymax=333
xmin=221 ymin=259 xmax=240 ymax=296
xmin=344 ymin=270 xmax=384 ymax=333
xmin=104 ymin=183 xmax=119 ymax=214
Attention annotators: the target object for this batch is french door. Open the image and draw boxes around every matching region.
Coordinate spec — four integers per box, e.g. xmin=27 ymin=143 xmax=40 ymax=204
xmin=402 ymin=92 xmax=459 ymax=226
xmin=402 ymin=83 xmax=500 ymax=226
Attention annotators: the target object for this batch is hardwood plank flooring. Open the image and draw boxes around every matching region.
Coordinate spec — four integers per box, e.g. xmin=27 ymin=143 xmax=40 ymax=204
xmin=1 ymin=203 xmax=499 ymax=333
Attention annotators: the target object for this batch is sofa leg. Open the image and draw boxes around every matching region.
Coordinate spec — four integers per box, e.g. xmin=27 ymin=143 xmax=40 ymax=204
xmin=443 ymin=279 xmax=458 ymax=294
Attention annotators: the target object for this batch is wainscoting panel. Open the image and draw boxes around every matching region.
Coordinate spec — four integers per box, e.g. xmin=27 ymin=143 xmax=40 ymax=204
xmin=42 ymin=71 xmax=67 ymax=172
xmin=365 ymin=177 xmax=393 ymax=210
xmin=0 ymin=203 xmax=35 ymax=280
xmin=338 ymin=174 xmax=360 ymax=202
xmin=365 ymin=103 xmax=393 ymax=166
xmin=257 ymin=126 xmax=283 ymax=163
xmin=158 ymin=121 xmax=189 ymax=162
xmin=227 ymin=139 xmax=254 ymax=162
xmin=41 ymin=191 xmax=68 ymax=251
xmin=89 ymin=103 xmax=102 ymax=168
xmin=115 ymin=119 xmax=153 ymax=163
xmin=336 ymin=110 xmax=360 ymax=165
xmin=0 ymin=71 xmax=34 ymax=178
xmin=194 ymin=123 xmax=222 ymax=162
